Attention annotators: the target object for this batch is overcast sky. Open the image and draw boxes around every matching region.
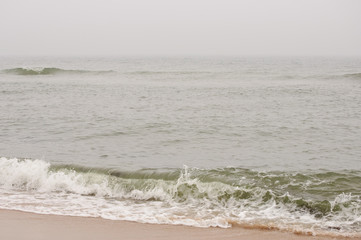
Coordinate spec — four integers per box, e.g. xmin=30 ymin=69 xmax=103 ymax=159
xmin=1 ymin=0 xmax=360 ymax=56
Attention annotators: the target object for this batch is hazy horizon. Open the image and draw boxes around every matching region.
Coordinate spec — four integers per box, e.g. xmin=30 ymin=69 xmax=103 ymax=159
xmin=1 ymin=0 xmax=360 ymax=56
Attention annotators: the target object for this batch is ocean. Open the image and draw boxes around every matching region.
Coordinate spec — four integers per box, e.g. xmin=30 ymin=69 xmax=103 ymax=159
xmin=0 ymin=56 xmax=360 ymax=237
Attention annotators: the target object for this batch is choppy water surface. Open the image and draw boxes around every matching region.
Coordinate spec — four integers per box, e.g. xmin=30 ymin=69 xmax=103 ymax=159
xmin=0 ymin=56 xmax=360 ymax=236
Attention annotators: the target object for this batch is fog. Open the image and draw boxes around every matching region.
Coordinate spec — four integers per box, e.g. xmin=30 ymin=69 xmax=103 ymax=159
xmin=1 ymin=0 xmax=360 ymax=56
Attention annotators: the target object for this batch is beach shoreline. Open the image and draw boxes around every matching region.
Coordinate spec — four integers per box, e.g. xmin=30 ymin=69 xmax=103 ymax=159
xmin=0 ymin=209 xmax=358 ymax=240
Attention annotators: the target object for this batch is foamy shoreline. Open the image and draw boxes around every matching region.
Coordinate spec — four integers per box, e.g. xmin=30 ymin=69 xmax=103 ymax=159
xmin=0 ymin=209 xmax=354 ymax=240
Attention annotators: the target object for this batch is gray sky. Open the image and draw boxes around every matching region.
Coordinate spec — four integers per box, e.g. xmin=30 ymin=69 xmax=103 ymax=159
xmin=1 ymin=0 xmax=360 ymax=56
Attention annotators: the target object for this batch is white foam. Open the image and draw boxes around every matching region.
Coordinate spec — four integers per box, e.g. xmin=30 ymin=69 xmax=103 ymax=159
xmin=0 ymin=157 xmax=359 ymax=236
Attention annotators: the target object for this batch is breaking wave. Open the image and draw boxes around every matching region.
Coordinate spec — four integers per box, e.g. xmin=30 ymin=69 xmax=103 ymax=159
xmin=2 ymin=67 xmax=114 ymax=76
xmin=0 ymin=157 xmax=360 ymax=237
xmin=342 ymin=73 xmax=361 ymax=79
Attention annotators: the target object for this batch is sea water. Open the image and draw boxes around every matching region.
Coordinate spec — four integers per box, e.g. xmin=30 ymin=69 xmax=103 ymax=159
xmin=0 ymin=56 xmax=360 ymax=236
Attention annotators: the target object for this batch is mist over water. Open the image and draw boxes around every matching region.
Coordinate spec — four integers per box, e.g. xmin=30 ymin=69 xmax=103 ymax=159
xmin=0 ymin=56 xmax=361 ymax=236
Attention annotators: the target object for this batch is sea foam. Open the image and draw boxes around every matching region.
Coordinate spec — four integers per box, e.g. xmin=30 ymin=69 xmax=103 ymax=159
xmin=0 ymin=157 xmax=360 ymax=236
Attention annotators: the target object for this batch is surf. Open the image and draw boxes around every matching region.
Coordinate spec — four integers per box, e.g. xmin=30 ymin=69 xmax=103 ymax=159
xmin=0 ymin=157 xmax=360 ymax=236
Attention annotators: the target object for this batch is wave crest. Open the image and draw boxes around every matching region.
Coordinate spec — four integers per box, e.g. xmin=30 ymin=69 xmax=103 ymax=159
xmin=2 ymin=67 xmax=114 ymax=76
xmin=342 ymin=73 xmax=361 ymax=79
xmin=0 ymin=157 xmax=360 ymax=235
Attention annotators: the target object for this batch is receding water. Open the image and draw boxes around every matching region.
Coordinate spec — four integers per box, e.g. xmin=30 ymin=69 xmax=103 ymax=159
xmin=0 ymin=56 xmax=360 ymax=236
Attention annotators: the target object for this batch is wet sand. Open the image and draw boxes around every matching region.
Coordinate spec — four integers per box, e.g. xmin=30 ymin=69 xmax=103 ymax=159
xmin=0 ymin=209 xmax=357 ymax=240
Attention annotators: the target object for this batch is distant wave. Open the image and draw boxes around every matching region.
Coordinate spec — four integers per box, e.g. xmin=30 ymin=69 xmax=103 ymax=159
xmin=2 ymin=67 xmax=114 ymax=76
xmin=342 ymin=73 xmax=361 ymax=79
xmin=1 ymin=68 xmax=214 ymax=76
xmin=3 ymin=67 xmax=361 ymax=81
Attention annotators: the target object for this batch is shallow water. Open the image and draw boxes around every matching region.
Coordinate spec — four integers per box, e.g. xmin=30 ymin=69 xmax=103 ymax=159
xmin=0 ymin=56 xmax=360 ymax=236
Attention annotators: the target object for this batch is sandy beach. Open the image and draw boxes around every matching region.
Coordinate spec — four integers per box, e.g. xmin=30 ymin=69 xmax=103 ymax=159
xmin=0 ymin=209 xmax=358 ymax=240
